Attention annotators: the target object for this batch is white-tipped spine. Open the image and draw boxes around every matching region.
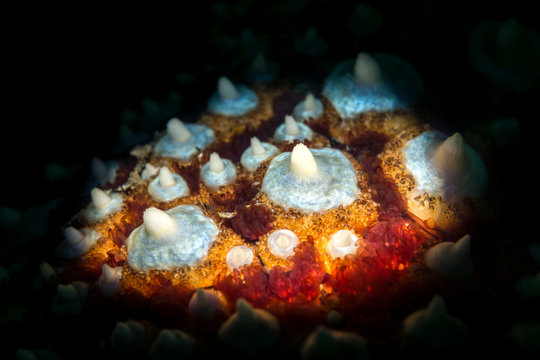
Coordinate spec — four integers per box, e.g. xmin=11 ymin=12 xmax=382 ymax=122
xmin=431 ymin=133 xmax=468 ymax=175
xmin=218 ymin=76 xmax=239 ymax=100
xmin=65 ymin=227 xmax=85 ymax=245
xmin=91 ymin=188 xmax=112 ymax=210
xmin=303 ymin=93 xmax=318 ymax=112
xmin=167 ymin=118 xmax=192 ymax=143
xmin=98 ymin=263 xmax=122 ymax=297
xmin=158 ymin=167 xmax=176 ymax=188
xmin=143 ymin=207 xmax=178 ymax=239
xmin=290 ymin=143 xmax=318 ymax=177
xmin=284 ymin=115 xmax=300 ymax=135
xmin=209 ymin=152 xmax=225 ymax=173
xmin=354 ymin=52 xmax=381 ymax=84
xmin=250 ymin=137 xmax=266 ymax=156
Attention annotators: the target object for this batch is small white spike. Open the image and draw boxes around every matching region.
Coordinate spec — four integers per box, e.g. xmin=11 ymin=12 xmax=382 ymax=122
xmin=250 ymin=137 xmax=266 ymax=156
xmin=290 ymin=143 xmax=318 ymax=177
xmin=99 ymin=263 xmax=122 ymax=297
xmin=167 ymin=118 xmax=192 ymax=143
xmin=158 ymin=167 xmax=176 ymax=188
xmin=208 ymin=153 xmax=225 ymax=173
xmin=431 ymin=133 xmax=467 ymax=175
xmin=354 ymin=52 xmax=381 ymax=84
xmin=143 ymin=207 xmax=178 ymax=239
xmin=101 ymin=263 xmax=116 ymax=280
xmin=218 ymin=76 xmax=239 ymax=100
xmin=284 ymin=115 xmax=300 ymax=135
xmin=91 ymin=188 xmax=112 ymax=210
xmin=64 ymin=227 xmax=84 ymax=245
xmin=303 ymin=93 xmax=318 ymax=112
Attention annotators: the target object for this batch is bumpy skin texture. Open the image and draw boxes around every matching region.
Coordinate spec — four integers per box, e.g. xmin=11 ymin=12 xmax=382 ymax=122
xmin=240 ymin=142 xmax=279 ymax=172
xmin=147 ymin=173 xmax=190 ymax=202
xmin=200 ymin=158 xmax=237 ymax=190
xmin=322 ymin=54 xmax=423 ymax=118
xmin=154 ymin=123 xmax=214 ymax=161
xmin=402 ymin=131 xmax=487 ymax=201
xmin=85 ymin=193 xmax=123 ymax=224
xmin=293 ymin=97 xmax=324 ymax=122
xmin=273 ymin=121 xmax=313 ymax=143
xmin=261 ymin=147 xmax=359 ymax=212
xmin=208 ymin=85 xmax=259 ymax=116
xmin=126 ymin=205 xmax=219 ymax=271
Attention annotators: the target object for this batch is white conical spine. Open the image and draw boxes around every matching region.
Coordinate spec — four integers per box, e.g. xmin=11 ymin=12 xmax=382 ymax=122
xmin=158 ymin=167 xmax=176 ymax=188
xmin=218 ymin=76 xmax=239 ymax=100
xmin=143 ymin=207 xmax=177 ymax=239
xmin=284 ymin=115 xmax=300 ymax=135
xmin=354 ymin=52 xmax=381 ymax=84
xmin=65 ymin=227 xmax=84 ymax=245
xmin=167 ymin=118 xmax=192 ymax=143
xmin=91 ymin=188 xmax=112 ymax=210
xmin=303 ymin=93 xmax=318 ymax=112
xmin=290 ymin=143 xmax=318 ymax=177
xmin=250 ymin=137 xmax=266 ymax=156
xmin=208 ymin=153 xmax=225 ymax=173
xmin=431 ymin=133 xmax=468 ymax=175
